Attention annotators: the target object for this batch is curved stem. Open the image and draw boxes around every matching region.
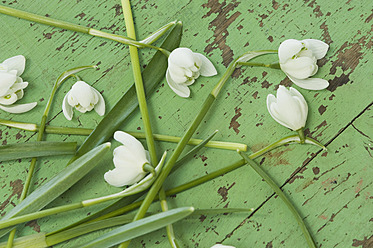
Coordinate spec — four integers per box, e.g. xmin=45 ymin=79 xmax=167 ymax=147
xmin=0 ymin=5 xmax=171 ymax=55
xmin=238 ymin=151 xmax=317 ymax=248
xmin=121 ymin=0 xmax=158 ymax=167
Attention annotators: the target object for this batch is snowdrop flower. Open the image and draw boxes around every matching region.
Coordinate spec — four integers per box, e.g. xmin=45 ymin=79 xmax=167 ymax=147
xmin=0 ymin=55 xmax=37 ymax=113
xmin=166 ymin=47 xmax=217 ymax=98
xmin=210 ymin=244 xmax=236 ymax=248
xmin=267 ymin=86 xmax=308 ymax=131
xmin=62 ymin=81 xmax=105 ymax=120
xmin=104 ymin=131 xmax=150 ymax=187
xmin=279 ymin=39 xmax=329 ymax=90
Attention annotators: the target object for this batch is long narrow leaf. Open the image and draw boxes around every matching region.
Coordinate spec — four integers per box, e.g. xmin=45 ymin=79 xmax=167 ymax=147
xmin=0 ymin=143 xmax=111 ymax=238
xmin=0 ymin=142 xmax=77 ymax=161
xmin=70 ymin=22 xmax=183 ymax=163
xmin=79 ymin=207 xmax=194 ymax=248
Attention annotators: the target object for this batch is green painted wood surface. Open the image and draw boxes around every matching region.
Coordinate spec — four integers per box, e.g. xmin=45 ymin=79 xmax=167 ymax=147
xmin=0 ymin=0 xmax=372 ymax=247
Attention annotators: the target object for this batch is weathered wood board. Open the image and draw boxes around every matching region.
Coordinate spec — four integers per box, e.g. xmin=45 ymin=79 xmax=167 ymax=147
xmin=0 ymin=0 xmax=372 ymax=247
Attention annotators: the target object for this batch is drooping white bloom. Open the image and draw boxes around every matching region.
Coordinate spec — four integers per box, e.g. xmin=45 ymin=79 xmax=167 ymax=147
xmin=104 ymin=131 xmax=149 ymax=187
xmin=279 ymin=39 xmax=329 ymax=90
xmin=210 ymin=244 xmax=236 ymax=248
xmin=62 ymin=81 xmax=105 ymax=120
xmin=0 ymin=55 xmax=37 ymax=113
xmin=267 ymin=86 xmax=308 ymax=131
xmin=166 ymin=47 xmax=217 ymax=98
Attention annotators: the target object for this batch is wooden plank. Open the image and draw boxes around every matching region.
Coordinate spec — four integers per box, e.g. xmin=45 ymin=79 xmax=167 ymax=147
xmin=0 ymin=0 xmax=372 ymax=247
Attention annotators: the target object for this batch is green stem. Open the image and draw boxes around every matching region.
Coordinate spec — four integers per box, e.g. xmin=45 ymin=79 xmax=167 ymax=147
xmin=238 ymin=151 xmax=317 ymax=248
xmin=0 ymin=5 xmax=170 ymax=54
xmin=237 ymin=61 xmax=281 ymax=69
xmin=0 ymin=4 xmax=88 ymax=33
xmin=159 ymin=188 xmax=180 ymax=248
xmin=89 ymin=29 xmax=170 ymax=56
xmin=0 ymin=119 xmax=246 ymax=151
xmin=121 ymin=0 xmax=158 ymax=167
xmin=297 ymin=128 xmax=305 ymax=144
xmin=0 ymin=203 xmax=83 ymax=230
xmin=5 ymin=231 xmax=15 ymax=248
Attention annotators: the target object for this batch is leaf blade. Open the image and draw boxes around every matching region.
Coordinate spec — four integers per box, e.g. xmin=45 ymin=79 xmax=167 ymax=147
xmin=0 ymin=141 xmax=77 ymax=162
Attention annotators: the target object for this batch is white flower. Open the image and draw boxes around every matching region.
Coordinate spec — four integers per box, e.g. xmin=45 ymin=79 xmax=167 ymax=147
xmin=267 ymin=86 xmax=308 ymax=131
xmin=210 ymin=244 xmax=236 ymax=248
xmin=0 ymin=55 xmax=37 ymax=113
xmin=166 ymin=47 xmax=217 ymax=98
xmin=104 ymin=131 xmax=150 ymax=187
xmin=279 ymin=39 xmax=329 ymax=90
xmin=62 ymin=81 xmax=105 ymax=120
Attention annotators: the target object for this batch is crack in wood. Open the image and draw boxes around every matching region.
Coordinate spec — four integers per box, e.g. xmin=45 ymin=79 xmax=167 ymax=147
xmin=220 ymin=101 xmax=373 ymax=244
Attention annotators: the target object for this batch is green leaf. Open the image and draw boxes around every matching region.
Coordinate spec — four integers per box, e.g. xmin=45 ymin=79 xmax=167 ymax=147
xmin=69 ymin=21 xmax=182 ymax=163
xmin=0 ymin=142 xmax=77 ymax=162
xmin=79 ymin=207 xmax=194 ymax=248
xmin=0 ymin=143 xmax=111 ymax=238
xmin=55 ymin=65 xmax=96 ymax=88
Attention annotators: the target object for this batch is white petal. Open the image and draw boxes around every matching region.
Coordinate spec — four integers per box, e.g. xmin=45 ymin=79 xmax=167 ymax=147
xmin=92 ymin=87 xmax=105 ymax=116
xmin=2 ymin=55 xmax=26 ymax=76
xmin=62 ymin=91 xmax=74 ymax=120
xmin=10 ymin=82 xmax=28 ymax=92
xmin=168 ymin=63 xmax=188 ymax=84
xmin=15 ymin=89 xmax=24 ymax=100
xmin=114 ymin=131 xmax=147 ymax=160
xmin=267 ymin=92 xmax=293 ymax=129
xmin=183 ymin=78 xmax=195 ymax=86
xmin=0 ymin=102 xmax=37 ymax=114
xmin=287 ymin=75 xmax=329 ymax=90
xmin=0 ymin=72 xmax=16 ymax=96
xmin=166 ymin=69 xmax=190 ymax=98
xmin=0 ymin=93 xmax=18 ymax=105
xmin=168 ymin=47 xmax=195 ymax=68
xmin=210 ymin=244 xmax=236 ymax=248
xmin=281 ymin=57 xmax=317 ymax=79
xmin=302 ymin=39 xmax=329 ymax=59
xmin=289 ymin=87 xmax=308 ymax=112
xmin=278 ymin=39 xmax=303 ymax=63
xmin=70 ymin=81 xmax=95 ymax=108
xmin=113 ymin=146 xmax=142 ymax=168
xmin=104 ymin=167 xmax=147 ymax=187
xmin=193 ymin=53 xmax=217 ymax=77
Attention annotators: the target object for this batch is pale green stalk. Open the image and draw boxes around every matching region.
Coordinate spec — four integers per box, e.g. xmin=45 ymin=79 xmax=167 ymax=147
xmin=0 ymin=119 xmax=246 ymax=151
xmin=120 ymin=2 xmax=178 ymax=247
xmin=121 ymin=0 xmax=158 ymax=167
xmin=236 ymin=61 xmax=280 ymax=69
xmin=120 ymin=50 xmax=277 ymax=248
xmin=159 ymin=189 xmax=180 ymax=248
xmin=0 ymin=5 xmax=172 ymax=55
xmin=297 ymin=128 xmax=306 ymax=143
xmin=238 ymin=151 xmax=317 ymax=248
